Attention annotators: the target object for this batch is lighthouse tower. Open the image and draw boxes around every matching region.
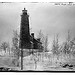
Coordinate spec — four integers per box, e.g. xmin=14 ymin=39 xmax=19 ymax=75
xmin=19 ymin=8 xmax=31 ymax=49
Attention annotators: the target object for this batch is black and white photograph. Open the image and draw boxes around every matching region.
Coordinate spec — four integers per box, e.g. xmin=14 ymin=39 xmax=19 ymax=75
xmin=0 ymin=2 xmax=75 ymax=72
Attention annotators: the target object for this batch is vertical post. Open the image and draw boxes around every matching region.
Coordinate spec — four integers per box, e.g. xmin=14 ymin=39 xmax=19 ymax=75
xmin=21 ymin=48 xmax=23 ymax=70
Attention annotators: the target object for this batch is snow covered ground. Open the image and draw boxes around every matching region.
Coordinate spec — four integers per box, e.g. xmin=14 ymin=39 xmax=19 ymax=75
xmin=18 ymin=52 xmax=75 ymax=71
xmin=0 ymin=52 xmax=75 ymax=71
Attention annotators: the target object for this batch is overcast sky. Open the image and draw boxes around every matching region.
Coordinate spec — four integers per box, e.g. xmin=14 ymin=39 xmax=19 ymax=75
xmin=0 ymin=3 xmax=75 ymax=49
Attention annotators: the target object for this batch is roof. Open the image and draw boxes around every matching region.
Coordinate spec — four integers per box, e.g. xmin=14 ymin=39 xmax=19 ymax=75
xmin=30 ymin=35 xmax=42 ymax=44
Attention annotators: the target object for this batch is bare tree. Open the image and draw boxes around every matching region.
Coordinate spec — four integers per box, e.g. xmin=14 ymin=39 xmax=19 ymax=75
xmin=68 ymin=37 xmax=75 ymax=57
xmin=11 ymin=30 xmax=20 ymax=66
xmin=52 ymin=34 xmax=59 ymax=55
xmin=67 ymin=30 xmax=71 ymax=43
xmin=63 ymin=30 xmax=71 ymax=55
xmin=44 ymin=35 xmax=49 ymax=52
xmin=7 ymin=42 xmax=11 ymax=55
xmin=37 ymin=30 xmax=45 ymax=62
xmin=52 ymin=35 xmax=56 ymax=54
xmin=38 ymin=30 xmax=49 ymax=52
xmin=56 ymin=34 xmax=59 ymax=53
xmin=38 ymin=30 xmax=45 ymax=45
xmin=1 ymin=42 xmax=9 ymax=53
xmin=12 ymin=30 xmax=20 ymax=60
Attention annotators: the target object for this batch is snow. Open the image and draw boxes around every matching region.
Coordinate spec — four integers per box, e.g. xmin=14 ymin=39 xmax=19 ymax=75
xmin=0 ymin=52 xmax=75 ymax=71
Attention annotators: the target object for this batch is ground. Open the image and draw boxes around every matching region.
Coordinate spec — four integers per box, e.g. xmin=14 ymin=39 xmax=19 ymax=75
xmin=0 ymin=52 xmax=75 ymax=71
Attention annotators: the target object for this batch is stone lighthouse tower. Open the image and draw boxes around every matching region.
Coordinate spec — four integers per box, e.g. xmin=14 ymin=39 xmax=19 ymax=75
xmin=19 ymin=8 xmax=31 ymax=49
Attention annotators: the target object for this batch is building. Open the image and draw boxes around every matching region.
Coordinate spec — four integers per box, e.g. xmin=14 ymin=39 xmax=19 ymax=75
xmin=19 ymin=8 xmax=31 ymax=49
xmin=19 ymin=8 xmax=43 ymax=52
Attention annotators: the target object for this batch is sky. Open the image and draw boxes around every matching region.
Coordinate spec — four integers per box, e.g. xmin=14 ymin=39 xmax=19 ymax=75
xmin=0 ymin=2 xmax=75 ymax=49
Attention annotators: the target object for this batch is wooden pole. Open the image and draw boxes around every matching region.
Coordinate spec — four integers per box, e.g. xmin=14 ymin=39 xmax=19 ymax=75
xmin=21 ymin=48 xmax=23 ymax=70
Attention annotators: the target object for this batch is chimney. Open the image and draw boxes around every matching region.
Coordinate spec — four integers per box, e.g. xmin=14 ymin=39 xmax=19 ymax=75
xmin=31 ymin=33 xmax=34 ymax=38
xmin=37 ymin=38 xmax=40 ymax=41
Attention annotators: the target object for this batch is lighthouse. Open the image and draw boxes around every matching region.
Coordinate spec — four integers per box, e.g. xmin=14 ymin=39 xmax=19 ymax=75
xmin=19 ymin=8 xmax=31 ymax=49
